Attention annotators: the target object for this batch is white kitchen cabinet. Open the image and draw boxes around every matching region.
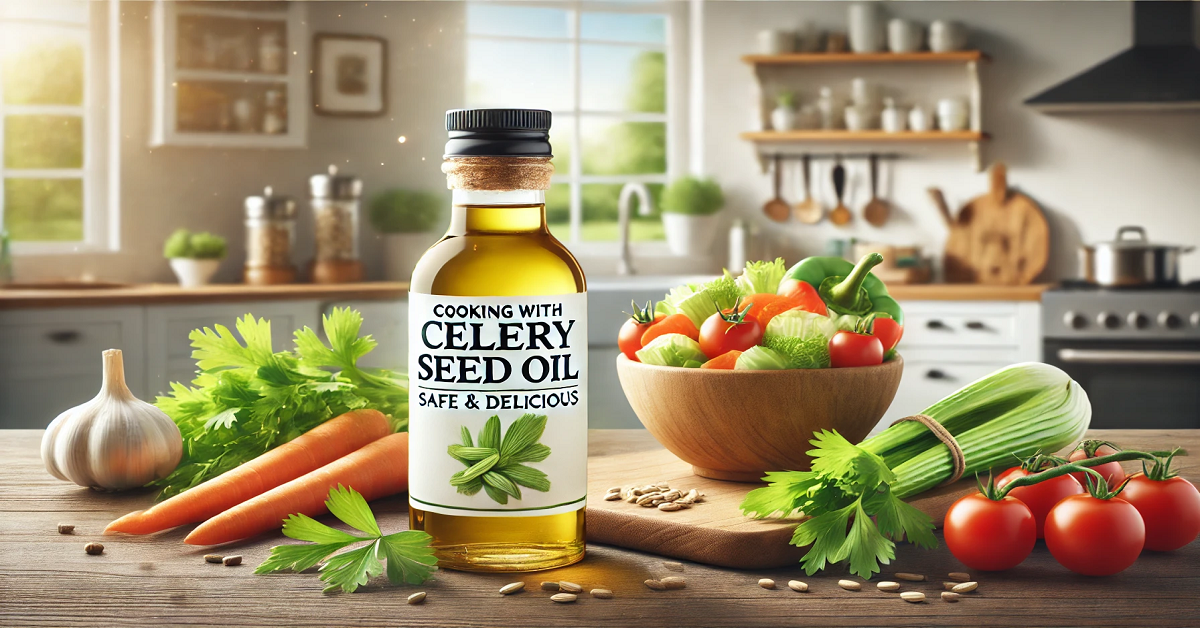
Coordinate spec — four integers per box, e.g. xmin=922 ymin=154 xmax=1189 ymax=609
xmin=876 ymin=300 xmax=1041 ymax=433
xmin=144 ymin=301 xmax=321 ymax=397
xmin=0 ymin=307 xmax=146 ymax=428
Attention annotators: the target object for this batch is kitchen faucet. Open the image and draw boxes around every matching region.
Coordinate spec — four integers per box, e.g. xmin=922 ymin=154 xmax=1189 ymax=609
xmin=616 ymin=182 xmax=653 ymax=275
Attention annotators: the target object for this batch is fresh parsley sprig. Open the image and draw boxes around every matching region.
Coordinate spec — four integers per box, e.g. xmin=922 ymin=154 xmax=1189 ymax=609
xmin=450 ymin=414 xmax=552 ymax=505
xmin=740 ymin=430 xmax=937 ymax=579
xmin=255 ymin=485 xmax=437 ymax=593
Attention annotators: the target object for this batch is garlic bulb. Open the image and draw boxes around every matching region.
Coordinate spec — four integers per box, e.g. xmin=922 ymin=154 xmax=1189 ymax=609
xmin=41 ymin=349 xmax=182 ymax=491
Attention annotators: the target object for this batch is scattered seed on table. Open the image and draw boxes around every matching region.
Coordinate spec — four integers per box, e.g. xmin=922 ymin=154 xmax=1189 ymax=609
xmin=559 ymin=581 xmax=583 ymax=594
xmin=948 ymin=572 xmax=971 ymax=582
xmin=590 ymin=588 xmax=613 ymax=599
xmin=204 ymin=554 xmax=224 ymax=564
xmin=604 ymin=492 xmax=623 ymax=501
xmin=952 ymin=581 xmax=978 ymax=593
xmin=57 ymin=524 xmax=75 ymax=534
xmin=658 ymin=502 xmax=682 ymax=512
xmin=499 ymin=582 xmax=525 ymax=595
xmin=838 ymin=580 xmax=861 ymax=591
xmin=645 ymin=579 xmax=667 ymax=591
xmin=84 ymin=542 xmax=104 ymax=555
xmin=222 ymin=555 xmax=242 ymax=566
xmin=758 ymin=578 xmax=775 ymax=589
xmin=895 ymin=572 xmax=925 ymax=582
xmin=540 ymin=581 xmax=560 ymax=591
xmin=663 ymin=561 xmax=684 ymax=572
xmin=661 ymin=576 xmax=686 ymax=590
xmin=877 ymin=581 xmax=900 ymax=592
xmin=900 ymin=591 xmax=926 ymax=603
xmin=942 ymin=591 xmax=961 ymax=603
xmin=788 ymin=580 xmax=808 ymax=592
xmin=607 ymin=486 xmax=622 ymax=493
xmin=942 ymin=581 xmax=958 ymax=590
xmin=407 ymin=591 xmax=426 ymax=605
xmin=551 ymin=593 xmax=577 ymax=604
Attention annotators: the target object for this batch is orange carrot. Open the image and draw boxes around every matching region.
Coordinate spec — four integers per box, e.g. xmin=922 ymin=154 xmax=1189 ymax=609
xmin=105 ymin=409 xmax=391 ymax=536
xmin=641 ymin=313 xmax=699 ymax=346
xmin=184 ymin=432 xmax=410 ymax=546
xmin=701 ymin=350 xmax=742 ymax=369
xmin=739 ymin=293 xmax=804 ymax=328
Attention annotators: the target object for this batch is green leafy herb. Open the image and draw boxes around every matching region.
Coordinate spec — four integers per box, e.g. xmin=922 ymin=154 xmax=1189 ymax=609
xmin=152 ymin=308 xmax=408 ymax=498
xmin=450 ymin=414 xmax=552 ymax=505
xmin=255 ymin=485 xmax=437 ymax=593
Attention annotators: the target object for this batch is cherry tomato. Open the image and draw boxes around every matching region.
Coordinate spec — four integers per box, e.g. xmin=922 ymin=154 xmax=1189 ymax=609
xmin=996 ymin=466 xmax=1084 ymax=539
xmin=1119 ymin=473 xmax=1200 ymax=551
xmin=776 ymin=278 xmax=828 ymax=316
xmin=871 ymin=316 xmax=904 ymax=352
xmin=618 ymin=314 xmax=663 ymax=361
xmin=698 ymin=309 xmax=763 ymax=359
xmin=1044 ymin=494 xmax=1145 ymax=576
xmin=943 ymin=493 xmax=1036 ymax=571
xmin=828 ymin=331 xmax=884 ymax=368
xmin=1068 ymin=442 xmax=1126 ymax=490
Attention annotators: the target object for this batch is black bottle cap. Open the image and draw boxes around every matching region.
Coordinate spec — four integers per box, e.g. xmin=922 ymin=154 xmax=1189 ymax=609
xmin=444 ymin=108 xmax=553 ymax=158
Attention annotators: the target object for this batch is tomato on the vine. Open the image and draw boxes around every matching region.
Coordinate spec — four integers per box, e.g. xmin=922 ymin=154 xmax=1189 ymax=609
xmin=617 ymin=300 xmax=663 ymax=361
xmin=776 ymin=278 xmax=828 ymax=316
xmin=943 ymin=492 xmax=1036 ymax=571
xmin=1044 ymin=491 xmax=1144 ymax=576
xmin=698 ymin=299 xmax=763 ymax=359
xmin=997 ymin=456 xmax=1084 ymax=539
xmin=1068 ymin=440 xmax=1127 ymax=490
xmin=1118 ymin=452 xmax=1200 ymax=551
xmin=828 ymin=315 xmax=885 ymax=368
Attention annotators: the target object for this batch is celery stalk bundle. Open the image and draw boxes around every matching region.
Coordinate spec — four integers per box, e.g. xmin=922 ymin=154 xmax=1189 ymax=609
xmin=740 ymin=362 xmax=1092 ymax=579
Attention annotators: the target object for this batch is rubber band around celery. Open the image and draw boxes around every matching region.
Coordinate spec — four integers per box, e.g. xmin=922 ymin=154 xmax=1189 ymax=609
xmin=890 ymin=413 xmax=966 ymax=486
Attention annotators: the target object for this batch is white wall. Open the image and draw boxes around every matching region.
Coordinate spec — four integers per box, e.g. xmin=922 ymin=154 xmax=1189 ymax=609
xmin=700 ymin=1 xmax=1200 ymax=282
xmin=16 ymin=1 xmax=465 ymax=284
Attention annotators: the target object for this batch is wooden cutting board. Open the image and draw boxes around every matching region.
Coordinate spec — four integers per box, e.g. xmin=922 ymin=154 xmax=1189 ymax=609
xmin=584 ymin=446 xmax=976 ymax=569
xmin=935 ymin=162 xmax=1050 ymax=285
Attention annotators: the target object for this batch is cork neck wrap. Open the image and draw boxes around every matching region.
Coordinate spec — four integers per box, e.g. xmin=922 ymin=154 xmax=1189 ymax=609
xmin=442 ymin=156 xmax=554 ymax=191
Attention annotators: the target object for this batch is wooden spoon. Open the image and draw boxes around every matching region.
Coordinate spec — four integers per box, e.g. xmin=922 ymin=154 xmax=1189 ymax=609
xmin=862 ymin=153 xmax=890 ymax=227
xmin=828 ymin=158 xmax=852 ymax=227
xmin=794 ymin=153 xmax=823 ymax=224
xmin=763 ymin=153 xmax=790 ymax=223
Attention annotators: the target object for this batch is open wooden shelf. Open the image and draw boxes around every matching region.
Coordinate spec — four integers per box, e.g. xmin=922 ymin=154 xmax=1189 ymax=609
xmin=742 ymin=50 xmax=986 ymax=65
xmin=740 ymin=130 xmax=989 ymax=143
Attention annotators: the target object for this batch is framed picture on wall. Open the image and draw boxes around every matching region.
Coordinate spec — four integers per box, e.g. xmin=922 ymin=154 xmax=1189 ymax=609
xmin=312 ymin=33 xmax=387 ymax=117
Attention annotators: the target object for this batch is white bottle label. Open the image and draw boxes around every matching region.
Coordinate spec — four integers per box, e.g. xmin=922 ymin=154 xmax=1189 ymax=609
xmin=408 ymin=293 xmax=587 ymax=517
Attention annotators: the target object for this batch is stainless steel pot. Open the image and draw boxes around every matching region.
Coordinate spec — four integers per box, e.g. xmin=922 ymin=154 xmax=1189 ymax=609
xmin=1081 ymin=226 xmax=1194 ymax=287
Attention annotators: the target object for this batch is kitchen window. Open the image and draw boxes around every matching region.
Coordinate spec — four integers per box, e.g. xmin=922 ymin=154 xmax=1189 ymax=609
xmin=465 ymin=1 xmax=686 ymax=252
xmin=0 ymin=1 xmax=119 ymax=254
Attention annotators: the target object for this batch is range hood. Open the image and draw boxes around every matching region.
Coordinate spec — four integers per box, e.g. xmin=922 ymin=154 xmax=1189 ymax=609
xmin=1025 ymin=1 xmax=1200 ymax=112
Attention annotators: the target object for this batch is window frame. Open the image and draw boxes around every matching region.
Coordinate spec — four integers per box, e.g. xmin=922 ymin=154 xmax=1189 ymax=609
xmin=465 ymin=0 xmax=688 ymax=256
xmin=0 ymin=0 xmax=120 ymax=255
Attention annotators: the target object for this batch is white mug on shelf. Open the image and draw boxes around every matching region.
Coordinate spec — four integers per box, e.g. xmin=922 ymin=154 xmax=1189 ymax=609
xmin=757 ymin=29 xmax=795 ymax=55
xmin=936 ymin=98 xmax=969 ymax=132
xmin=929 ymin=20 xmax=968 ymax=53
xmin=887 ymin=19 xmax=923 ymax=53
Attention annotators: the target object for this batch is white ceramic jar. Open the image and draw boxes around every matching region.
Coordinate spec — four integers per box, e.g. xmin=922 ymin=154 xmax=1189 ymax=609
xmin=887 ymin=19 xmax=923 ymax=53
xmin=936 ymin=98 xmax=968 ymax=131
xmin=881 ymin=98 xmax=907 ymax=133
xmin=929 ymin=20 xmax=968 ymax=52
xmin=908 ymin=104 xmax=932 ymax=132
xmin=757 ymin=29 xmax=795 ymax=55
xmin=848 ymin=3 xmax=884 ymax=53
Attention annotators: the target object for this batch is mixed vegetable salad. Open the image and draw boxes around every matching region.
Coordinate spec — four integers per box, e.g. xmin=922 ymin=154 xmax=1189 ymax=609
xmin=618 ymin=254 xmax=904 ymax=370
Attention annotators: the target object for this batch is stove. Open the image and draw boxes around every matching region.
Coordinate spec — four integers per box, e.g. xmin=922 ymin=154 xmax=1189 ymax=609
xmin=1042 ymin=281 xmax=1200 ymax=429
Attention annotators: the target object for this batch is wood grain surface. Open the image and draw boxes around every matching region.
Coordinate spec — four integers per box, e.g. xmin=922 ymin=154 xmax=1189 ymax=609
xmin=0 ymin=282 xmax=409 ymax=309
xmin=3 ymin=429 xmax=1199 ymax=628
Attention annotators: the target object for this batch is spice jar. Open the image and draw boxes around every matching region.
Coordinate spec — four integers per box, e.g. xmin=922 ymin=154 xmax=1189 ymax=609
xmin=243 ymin=186 xmax=297 ymax=285
xmin=308 ymin=165 xmax=364 ymax=284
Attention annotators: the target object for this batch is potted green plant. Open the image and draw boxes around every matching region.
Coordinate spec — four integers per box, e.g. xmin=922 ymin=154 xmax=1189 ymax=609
xmin=163 ymin=229 xmax=226 ymax=288
xmin=660 ymin=176 xmax=724 ymax=256
xmin=368 ymin=189 xmax=445 ymax=281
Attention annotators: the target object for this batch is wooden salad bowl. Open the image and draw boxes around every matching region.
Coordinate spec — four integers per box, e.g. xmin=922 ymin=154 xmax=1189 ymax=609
xmin=615 ymin=354 xmax=904 ymax=482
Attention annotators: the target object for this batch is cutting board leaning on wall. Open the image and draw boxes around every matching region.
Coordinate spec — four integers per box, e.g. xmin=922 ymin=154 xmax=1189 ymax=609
xmin=930 ymin=162 xmax=1050 ymax=285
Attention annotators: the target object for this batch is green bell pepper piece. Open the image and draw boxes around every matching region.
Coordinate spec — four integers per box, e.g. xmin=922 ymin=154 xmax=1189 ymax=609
xmin=784 ymin=253 xmax=904 ymax=325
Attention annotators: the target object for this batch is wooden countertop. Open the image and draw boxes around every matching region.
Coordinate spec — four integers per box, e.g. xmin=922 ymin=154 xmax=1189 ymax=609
xmin=0 ymin=282 xmax=409 ymax=309
xmin=2 ymin=428 xmax=1196 ymax=627
xmin=888 ymin=283 xmax=1050 ymax=302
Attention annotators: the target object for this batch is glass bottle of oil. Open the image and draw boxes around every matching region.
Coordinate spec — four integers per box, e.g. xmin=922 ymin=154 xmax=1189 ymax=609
xmin=408 ymin=109 xmax=586 ymax=572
